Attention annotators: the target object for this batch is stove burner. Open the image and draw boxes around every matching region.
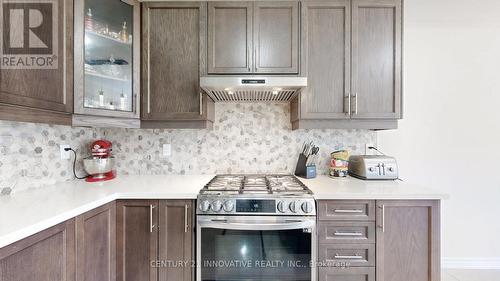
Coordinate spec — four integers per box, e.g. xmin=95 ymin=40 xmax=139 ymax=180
xmin=200 ymin=174 xmax=311 ymax=195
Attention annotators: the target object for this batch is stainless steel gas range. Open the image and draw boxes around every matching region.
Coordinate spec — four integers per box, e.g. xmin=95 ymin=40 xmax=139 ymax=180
xmin=196 ymin=175 xmax=317 ymax=281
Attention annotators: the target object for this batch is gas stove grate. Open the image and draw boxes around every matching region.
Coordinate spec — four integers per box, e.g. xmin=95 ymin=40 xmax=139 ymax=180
xmin=200 ymin=174 xmax=312 ymax=195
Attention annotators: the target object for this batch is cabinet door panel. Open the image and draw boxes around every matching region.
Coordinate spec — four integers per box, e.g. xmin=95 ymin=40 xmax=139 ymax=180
xmin=0 ymin=0 xmax=73 ymax=115
xmin=0 ymin=220 xmax=75 ymax=281
xmin=300 ymin=0 xmax=350 ymax=119
xmin=76 ymin=202 xmax=116 ymax=281
xmin=376 ymin=200 xmax=440 ymax=281
xmin=116 ymin=200 xmax=158 ymax=281
xmin=158 ymin=200 xmax=193 ymax=281
xmin=208 ymin=2 xmax=253 ymax=73
xmin=142 ymin=2 xmax=207 ymax=121
xmin=254 ymin=1 xmax=299 ymax=73
xmin=352 ymin=0 xmax=402 ymax=119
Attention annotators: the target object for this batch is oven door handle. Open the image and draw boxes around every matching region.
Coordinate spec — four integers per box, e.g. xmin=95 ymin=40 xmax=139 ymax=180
xmin=199 ymin=219 xmax=315 ymax=231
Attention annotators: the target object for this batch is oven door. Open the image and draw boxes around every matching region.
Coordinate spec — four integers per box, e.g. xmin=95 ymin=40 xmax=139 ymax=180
xmin=197 ymin=216 xmax=316 ymax=281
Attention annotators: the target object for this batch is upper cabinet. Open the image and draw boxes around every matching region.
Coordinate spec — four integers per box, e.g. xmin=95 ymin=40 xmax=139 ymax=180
xmin=351 ymin=0 xmax=402 ymax=119
xmin=298 ymin=0 xmax=351 ymax=120
xmin=254 ymin=1 xmax=299 ymax=73
xmin=0 ymin=0 xmax=73 ymax=125
xmin=73 ymin=0 xmax=141 ymax=128
xmin=292 ymin=0 xmax=402 ymax=130
xmin=207 ymin=1 xmax=299 ymax=75
xmin=207 ymin=2 xmax=253 ymax=74
xmin=141 ymin=2 xmax=214 ymax=129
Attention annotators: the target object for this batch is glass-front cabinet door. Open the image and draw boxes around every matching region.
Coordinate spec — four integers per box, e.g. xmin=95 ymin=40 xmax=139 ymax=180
xmin=74 ymin=0 xmax=140 ymax=121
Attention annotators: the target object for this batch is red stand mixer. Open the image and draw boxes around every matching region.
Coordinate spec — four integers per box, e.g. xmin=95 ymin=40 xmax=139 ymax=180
xmin=83 ymin=140 xmax=116 ymax=182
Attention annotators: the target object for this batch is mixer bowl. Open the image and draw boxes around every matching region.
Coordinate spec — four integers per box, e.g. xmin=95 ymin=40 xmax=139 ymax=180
xmin=83 ymin=156 xmax=115 ymax=177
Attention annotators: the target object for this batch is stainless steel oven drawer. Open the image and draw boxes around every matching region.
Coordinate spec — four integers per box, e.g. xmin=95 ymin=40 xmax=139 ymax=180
xmin=318 ymin=200 xmax=375 ymax=221
xmin=318 ymin=244 xmax=375 ymax=267
xmin=319 ymin=222 xmax=375 ymax=244
xmin=319 ymin=267 xmax=375 ymax=281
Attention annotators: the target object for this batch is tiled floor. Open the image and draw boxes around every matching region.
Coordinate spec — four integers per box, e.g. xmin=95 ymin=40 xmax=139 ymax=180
xmin=443 ymin=269 xmax=500 ymax=281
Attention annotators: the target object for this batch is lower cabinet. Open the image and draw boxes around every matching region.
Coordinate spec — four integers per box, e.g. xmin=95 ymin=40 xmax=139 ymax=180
xmin=116 ymin=200 xmax=159 ymax=281
xmin=116 ymin=199 xmax=194 ymax=281
xmin=75 ymin=201 xmax=116 ymax=281
xmin=0 ymin=220 xmax=76 ymax=281
xmin=318 ymin=200 xmax=440 ymax=281
xmin=376 ymin=200 xmax=440 ymax=281
xmin=319 ymin=267 xmax=375 ymax=281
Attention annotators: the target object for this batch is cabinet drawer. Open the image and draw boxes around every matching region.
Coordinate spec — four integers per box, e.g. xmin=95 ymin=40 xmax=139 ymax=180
xmin=318 ymin=244 xmax=375 ymax=267
xmin=319 ymin=267 xmax=375 ymax=281
xmin=319 ymin=222 xmax=375 ymax=244
xmin=318 ymin=201 xmax=375 ymax=221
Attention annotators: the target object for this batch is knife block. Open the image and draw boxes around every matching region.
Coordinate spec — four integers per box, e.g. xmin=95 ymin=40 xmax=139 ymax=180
xmin=295 ymin=153 xmax=316 ymax=179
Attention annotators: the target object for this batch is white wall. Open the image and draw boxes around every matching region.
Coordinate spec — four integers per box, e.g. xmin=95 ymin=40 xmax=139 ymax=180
xmin=378 ymin=0 xmax=500 ymax=263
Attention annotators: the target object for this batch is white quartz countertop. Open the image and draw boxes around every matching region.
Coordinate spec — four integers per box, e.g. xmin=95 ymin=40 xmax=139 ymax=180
xmin=0 ymin=174 xmax=447 ymax=249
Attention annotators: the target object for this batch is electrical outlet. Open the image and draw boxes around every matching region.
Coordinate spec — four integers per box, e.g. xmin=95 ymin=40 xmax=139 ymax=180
xmin=163 ymin=144 xmax=171 ymax=157
xmin=365 ymin=143 xmax=375 ymax=155
xmin=60 ymin=144 xmax=71 ymax=160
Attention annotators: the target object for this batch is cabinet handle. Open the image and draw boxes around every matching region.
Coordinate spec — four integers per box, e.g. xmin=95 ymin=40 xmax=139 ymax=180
xmin=334 ymin=231 xmax=363 ymax=236
xmin=334 ymin=254 xmax=363 ymax=260
xmin=184 ymin=204 xmax=189 ymax=233
xmin=353 ymin=93 xmax=358 ymax=115
xmin=345 ymin=93 xmax=351 ymax=116
xmin=333 ymin=209 xmax=363 ymax=213
xmin=150 ymin=204 xmax=155 ymax=233
xmin=378 ymin=205 xmax=385 ymax=232
xmin=199 ymin=92 xmax=203 ymax=115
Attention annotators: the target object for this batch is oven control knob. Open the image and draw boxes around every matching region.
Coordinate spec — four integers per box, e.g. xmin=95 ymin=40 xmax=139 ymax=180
xmin=302 ymin=201 xmax=314 ymax=213
xmin=211 ymin=200 xmax=223 ymax=212
xmin=277 ymin=201 xmax=286 ymax=213
xmin=289 ymin=201 xmax=298 ymax=213
xmin=223 ymin=200 xmax=235 ymax=212
xmin=199 ymin=200 xmax=211 ymax=212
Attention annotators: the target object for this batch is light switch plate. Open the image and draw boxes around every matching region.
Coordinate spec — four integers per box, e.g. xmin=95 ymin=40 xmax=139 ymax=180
xmin=163 ymin=144 xmax=171 ymax=157
xmin=60 ymin=144 xmax=71 ymax=160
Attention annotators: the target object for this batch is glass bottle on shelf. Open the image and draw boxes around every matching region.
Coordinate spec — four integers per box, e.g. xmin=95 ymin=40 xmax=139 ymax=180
xmin=85 ymin=8 xmax=93 ymax=31
xmin=120 ymin=22 xmax=128 ymax=43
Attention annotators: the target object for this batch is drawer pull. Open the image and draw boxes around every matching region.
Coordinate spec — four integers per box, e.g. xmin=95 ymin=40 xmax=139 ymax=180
xmin=334 ymin=254 xmax=363 ymax=260
xmin=334 ymin=231 xmax=363 ymax=236
xmin=333 ymin=209 xmax=364 ymax=214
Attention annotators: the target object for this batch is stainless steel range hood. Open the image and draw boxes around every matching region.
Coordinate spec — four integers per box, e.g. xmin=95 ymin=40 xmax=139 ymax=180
xmin=200 ymin=76 xmax=307 ymax=102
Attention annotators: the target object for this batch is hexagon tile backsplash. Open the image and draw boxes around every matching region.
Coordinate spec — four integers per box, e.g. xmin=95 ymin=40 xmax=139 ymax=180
xmin=0 ymin=103 xmax=376 ymax=193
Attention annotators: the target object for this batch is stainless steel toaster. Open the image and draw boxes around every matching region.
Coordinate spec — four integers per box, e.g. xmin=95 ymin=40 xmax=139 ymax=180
xmin=348 ymin=155 xmax=399 ymax=180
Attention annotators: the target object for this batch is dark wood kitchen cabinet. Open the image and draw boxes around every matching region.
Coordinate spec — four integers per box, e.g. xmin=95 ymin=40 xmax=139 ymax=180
xmin=76 ymin=201 xmax=116 ymax=281
xmin=351 ymin=0 xmax=402 ymax=120
xmin=297 ymin=0 xmax=351 ymax=120
xmin=0 ymin=220 xmax=75 ymax=281
xmin=207 ymin=1 xmax=253 ymax=74
xmin=141 ymin=2 xmax=214 ymax=129
xmin=254 ymin=1 xmax=299 ymax=73
xmin=207 ymin=1 xmax=299 ymax=74
xmin=318 ymin=200 xmax=440 ymax=281
xmin=376 ymin=200 xmax=440 ymax=281
xmin=116 ymin=200 xmax=158 ymax=281
xmin=72 ymin=0 xmax=141 ymax=128
xmin=158 ymin=200 xmax=194 ymax=281
xmin=116 ymin=200 xmax=195 ymax=281
xmin=0 ymin=0 xmax=73 ymax=126
xmin=292 ymin=0 xmax=402 ymax=130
